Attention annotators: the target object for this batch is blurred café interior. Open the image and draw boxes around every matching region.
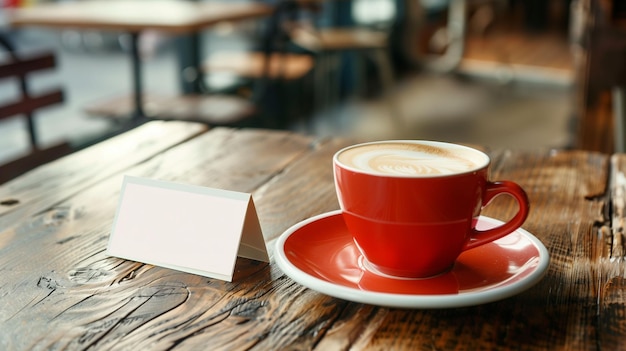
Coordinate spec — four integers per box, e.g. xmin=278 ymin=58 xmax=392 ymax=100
xmin=0 ymin=0 xmax=624 ymax=183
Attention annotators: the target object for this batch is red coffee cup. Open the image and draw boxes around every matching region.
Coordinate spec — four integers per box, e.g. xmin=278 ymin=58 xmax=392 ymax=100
xmin=333 ymin=140 xmax=529 ymax=278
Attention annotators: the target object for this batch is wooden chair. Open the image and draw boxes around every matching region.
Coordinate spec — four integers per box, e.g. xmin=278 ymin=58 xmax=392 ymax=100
xmin=285 ymin=0 xmax=404 ymax=130
xmin=0 ymin=35 xmax=73 ymax=184
xmin=200 ymin=0 xmax=316 ymax=129
xmin=203 ymin=1 xmax=316 ymax=81
xmin=204 ymin=52 xmax=313 ymax=82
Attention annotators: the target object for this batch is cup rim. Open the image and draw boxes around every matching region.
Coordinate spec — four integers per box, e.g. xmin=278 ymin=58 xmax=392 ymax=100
xmin=333 ymin=140 xmax=490 ymax=178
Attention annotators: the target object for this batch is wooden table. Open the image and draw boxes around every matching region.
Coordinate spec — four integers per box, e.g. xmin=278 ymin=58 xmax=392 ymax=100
xmin=7 ymin=0 xmax=273 ymax=123
xmin=1 ymin=121 xmax=625 ymax=350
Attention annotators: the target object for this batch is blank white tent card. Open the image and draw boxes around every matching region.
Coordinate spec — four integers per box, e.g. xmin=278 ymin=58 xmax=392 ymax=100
xmin=107 ymin=176 xmax=269 ymax=282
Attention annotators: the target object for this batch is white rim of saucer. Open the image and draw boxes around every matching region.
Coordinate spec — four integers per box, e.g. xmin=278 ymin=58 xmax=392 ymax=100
xmin=274 ymin=210 xmax=550 ymax=309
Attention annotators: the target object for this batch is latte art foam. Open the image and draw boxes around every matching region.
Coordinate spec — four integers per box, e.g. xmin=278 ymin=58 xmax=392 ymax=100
xmin=337 ymin=142 xmax=483 ymax=176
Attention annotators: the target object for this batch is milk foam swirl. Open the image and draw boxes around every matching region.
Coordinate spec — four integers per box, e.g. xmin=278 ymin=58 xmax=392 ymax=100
xmin=338 ymin=143 xmax=481 ymax=176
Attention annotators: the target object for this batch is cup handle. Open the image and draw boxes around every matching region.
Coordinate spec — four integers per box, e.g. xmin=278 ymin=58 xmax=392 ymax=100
xmin=463 ymin=181 xmax=530 ymax=251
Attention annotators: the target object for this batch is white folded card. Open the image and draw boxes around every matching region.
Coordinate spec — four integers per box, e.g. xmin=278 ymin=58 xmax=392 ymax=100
xmin=106 ymin=176 xmax=269 ymax=282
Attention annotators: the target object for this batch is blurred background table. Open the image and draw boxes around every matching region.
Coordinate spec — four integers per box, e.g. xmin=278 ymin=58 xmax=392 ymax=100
xmin=7 ymin=0 xmax=273 ymax=126
xmin=1 ymin=0 xmax=583 ymax=169
xmin=0 ymin=120 xmax=624 ymax=349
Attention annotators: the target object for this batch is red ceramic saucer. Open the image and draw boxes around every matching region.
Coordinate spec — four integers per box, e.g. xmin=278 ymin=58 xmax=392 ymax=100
xmin=274 ymin=210 xmax=549 ymax=308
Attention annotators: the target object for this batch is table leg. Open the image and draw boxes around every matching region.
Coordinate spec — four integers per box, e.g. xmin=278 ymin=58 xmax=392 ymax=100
xmin=175 ymin=33 xmax=204 ymax=94
xmin=190 ymin=32 xmax=205 ymax=93
xmin=129 ymin=32 xmax=145 ymax=122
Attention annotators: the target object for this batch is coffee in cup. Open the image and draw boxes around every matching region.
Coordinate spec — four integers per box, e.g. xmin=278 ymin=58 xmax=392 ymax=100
xmin=336 ymin=141 xmax=482 ymax=176
xmin=333 ymin=140 xmax=529 ymax=278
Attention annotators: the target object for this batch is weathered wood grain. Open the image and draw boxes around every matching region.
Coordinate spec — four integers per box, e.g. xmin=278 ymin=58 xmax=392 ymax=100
xmin=597 ymin=154 xmax=626 ymax=350
xmin=0 ymin=121 xmax=207 ymax=225
xmin=1 ymin=124 xmax=625 ymax=350
xmin=0 ymin=126 xmax=326 ymax=350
